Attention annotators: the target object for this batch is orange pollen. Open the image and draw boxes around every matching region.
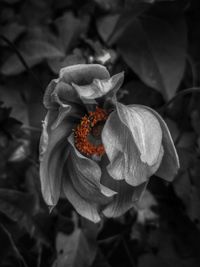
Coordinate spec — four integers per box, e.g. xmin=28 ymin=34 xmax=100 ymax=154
xmin=74 ymin=107 xmax=108 ymax=157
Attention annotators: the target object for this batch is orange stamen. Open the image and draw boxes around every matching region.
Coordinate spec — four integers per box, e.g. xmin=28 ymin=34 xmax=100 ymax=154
xmin=74 ymin=107 xmax=108 ymax=157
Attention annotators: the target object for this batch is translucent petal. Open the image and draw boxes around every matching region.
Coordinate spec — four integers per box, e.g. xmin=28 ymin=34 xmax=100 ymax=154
xmin=71 ymin=72 xmax=124 ymax=102
xmin=103 ymin=181 xmax=147 ymax=218
xmin=60 ymin=64 xmax=110 ymax=85
xmin=67 ymin=134 xmax=116 ymax=205
xmin=116 ymin=103 xmax=162 ymax=166
xmin=137 ymin=105 xmax=179 ymax=181
xmin=100 ymin=157 xmax=148 ymax=218
xmin=63 ymin=177 xmax=101 ymax=223
xmin=43 ymin=80 xmax=81 ymax=110
xmin=39 ymin=111 xmax=74 ymax=206
xmin=102 ymin=110 xmax=163 ymax=186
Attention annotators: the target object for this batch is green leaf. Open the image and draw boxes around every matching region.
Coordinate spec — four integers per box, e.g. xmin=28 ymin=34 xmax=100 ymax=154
xmin=1 ymin=40 xmax=64 ymax=75
xmin=53 ymin=229 xmax=96 ymax=267
xmin=116 ymin=12 xmax=187 ymax=100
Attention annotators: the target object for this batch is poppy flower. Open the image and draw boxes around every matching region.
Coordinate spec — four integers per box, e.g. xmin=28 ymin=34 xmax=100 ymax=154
xmin=39 ymin=64 xmax=179 ymax=222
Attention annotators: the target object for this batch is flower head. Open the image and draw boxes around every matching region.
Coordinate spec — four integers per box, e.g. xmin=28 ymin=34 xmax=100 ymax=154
xmin=39 ymin=64 xmax=179 ymax=222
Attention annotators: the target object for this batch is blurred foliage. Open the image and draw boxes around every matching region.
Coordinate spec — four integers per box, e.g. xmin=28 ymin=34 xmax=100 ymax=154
xmin=1 ymin=0 xmax=200 ymax=266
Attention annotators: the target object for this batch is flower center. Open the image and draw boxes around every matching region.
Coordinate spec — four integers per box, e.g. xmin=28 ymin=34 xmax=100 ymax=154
xmin=74 ymin=107 xmax=108 ymax=157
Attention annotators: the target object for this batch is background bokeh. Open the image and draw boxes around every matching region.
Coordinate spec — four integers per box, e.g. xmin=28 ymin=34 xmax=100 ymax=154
xmin=1 ymin=0 xmax=200 ymax=266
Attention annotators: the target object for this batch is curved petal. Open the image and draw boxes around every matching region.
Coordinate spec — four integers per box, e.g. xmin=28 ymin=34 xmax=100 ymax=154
xmin=63 ymin=177 xmax=101 ymax=223
xmin=67 ymin=134 xmax=116 ymax=205
xmin=100 ymin=155 xmax=150 ymax=218
xmin=71 ymin=72 xmax=124 ymax=103
xmin=39 ymin=110 xmax=74 ymax=206
xmin=116 ymin=103 xmax=162 ymax=166
xmin=43 ymin=80 xmax=82 ymax=111
xmin=43 ymin=79 xmax=58 ymax=109
xmin=102 ymin=110 xmax=163 ymax=186
xmin=103 ymin=180 xmax=147 ymax=218
xmin=60 ymin=64 xmax=110 ymax=85
xmin=137 ymin=105 xmax=179 ymax=181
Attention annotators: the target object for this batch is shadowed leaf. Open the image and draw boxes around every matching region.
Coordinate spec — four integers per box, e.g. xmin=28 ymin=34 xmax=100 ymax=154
xmin=116 ymin=10 xmax=187 ymax=100
xmin=53 ymin=228 xmax=96 ymax=267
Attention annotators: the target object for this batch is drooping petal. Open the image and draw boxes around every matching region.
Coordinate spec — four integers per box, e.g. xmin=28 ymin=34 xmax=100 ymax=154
xmin=139 ymin=105 xmax=179 ymax=181
xmin=71 ymin=72 xmax=124 ymax=103
xmin=43 ymin=79 xmax=82 ymax=113
xmin=116 ymin=103 xmax=162 ymax=166
xmin=39 ymin=110 xmax=74 ymax=207
xmin=60 ymin=64 xmax=110 ymax=85
xmin=67 ymin=134 xmax=116 ymax=205
xmin=102 ymin=110 xmax=163 ymax=187
xmin=63 ymin=177 xmax=101 ymax=223
xmin=100 ymin=157 xmax=141 ymax=217
xmin=51 ymin=81 xmax=81 ymax=106
xmin=103 ymin=177 xmax=147 ymax=218
xmin=43 ymin=79 xmax=58 ymax=109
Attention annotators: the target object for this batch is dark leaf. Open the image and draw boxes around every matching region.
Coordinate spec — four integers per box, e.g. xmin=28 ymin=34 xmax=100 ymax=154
xmin=0 ymin=224 xmax=27 ymax=266
xmin=0 ymin=22 xmax=26 ymax=45
xmin=116 ymin=11 xmax=187 ymax=100
xmin=1 ymin=40 xmax=64 ymax=75
xmin=0 ymin=189 xmax=49 ymax=243
xmin=53 ymin=228 xmax=95 ymax=267
xmin=92 ymin=249 xmax=111 ymax=267
xmin=96 ymin=14 xmax=120 ymax=43
xmin=54 ymin=12 xmax=88 ymax=52
xmin=0 ymin=189 xmax=36 ymax=226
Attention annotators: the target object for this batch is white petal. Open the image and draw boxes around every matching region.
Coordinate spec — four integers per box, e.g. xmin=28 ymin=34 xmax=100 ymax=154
xmin=63 ymin=178 xmax=101 ymax=223
xmin=67 ymin=134 xmax=116 ymax=203
xmin=116 ymin=103 xmax=162 ymax=166
xmin=102 ymin=110 xmax=163 ymax=186
xmin=39 ymin=111 xmax=74 ymax=206
xmin=103 ymin=182 xmax=147 ymax=218
xmin=139 ymin=105 xmax=179 ymax=181
xmin=71 ymin=72 xmax=124 ymax=101
xmin=60 ymin=64 xmax=110 ymax=85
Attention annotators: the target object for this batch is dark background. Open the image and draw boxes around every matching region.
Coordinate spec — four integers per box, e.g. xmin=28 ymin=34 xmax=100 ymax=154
xmin=1 ymin=0 xmax=200 ymax=266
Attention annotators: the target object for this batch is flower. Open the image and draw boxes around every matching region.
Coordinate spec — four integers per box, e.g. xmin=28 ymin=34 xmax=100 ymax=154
xmin=39 ymin=64 xmax=179 ymax=222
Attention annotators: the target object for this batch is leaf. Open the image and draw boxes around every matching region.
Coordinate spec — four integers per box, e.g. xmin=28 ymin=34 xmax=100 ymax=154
xmin=47 ymin=12 xmax=88 ymax=73
xmin=0 ymin=224 xmax=27 ymax=266
xmin=0 ymin=84 xmax=29 ymax=125
xmin=116 ymin=11 xmax=187 ymax=100
xmin=108 ymin=3 xmax=149 ymax=45
xmin=48 ymin=50 xmax=86 ymax=74
xmin=120 ymin=80 xmax=163 ymax=107
xmin=1 ymin=40 xmax=64 ymax=75
xmin=1 ymin=0 xmax=20 ymax=3
xmin=53 ymin=229 xmax=95 ymax=267
xmin=55 ymin=12 xmax=88 ymax=52
xmin=173 ymin=171 xmax=200 ymax=229
xmin=0 ymin=22 xmax=26 ymax=45
xmin=0 ymin=189 xmax=36 ymax=226
xmin=96 ymin=14 xmax=120 ymax=43
xmin=0 ymin=189 xmax=49 ymax=244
